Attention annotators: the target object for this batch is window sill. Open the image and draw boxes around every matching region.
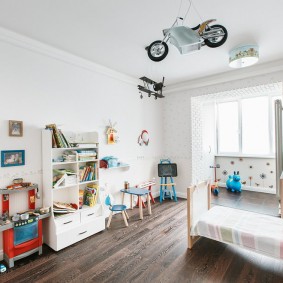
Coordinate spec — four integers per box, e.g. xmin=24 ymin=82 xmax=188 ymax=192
xmin=215 ymin=154 xmax=275 ymax=159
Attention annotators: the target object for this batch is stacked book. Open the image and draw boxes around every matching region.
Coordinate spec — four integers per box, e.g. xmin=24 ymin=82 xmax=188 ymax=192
xmin=53 ymin=169 xmax=77 ymax=188
xmin=79 ymin=162 xmax=97 ymax=182
xmin=53 ymin=202 xmax=77 ymax=214
xmin=84 ymin=184 xmax=99 ymax=207
xmin=75 ymin=149 xmax=97 ymax=161
xmin=62 ymin=151 xmax=76 ymax=162
xmin=45 ymin=124 xmax=70 ymax=148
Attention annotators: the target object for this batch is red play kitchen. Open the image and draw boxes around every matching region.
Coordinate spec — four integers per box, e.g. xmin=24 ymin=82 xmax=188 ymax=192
xmin=0 ymin=181 xmax=50 ymax=268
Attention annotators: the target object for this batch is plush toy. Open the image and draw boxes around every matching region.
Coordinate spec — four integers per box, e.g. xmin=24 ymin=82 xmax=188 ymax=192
xmin=226 ymin=171 xmax=242 ymax=193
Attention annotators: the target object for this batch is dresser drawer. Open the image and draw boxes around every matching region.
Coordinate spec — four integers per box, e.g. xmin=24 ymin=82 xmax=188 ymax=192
xmin=55 ymin=213 xmax=80 ymax=231
xmin=81 ymin=205 xmax=103 ymax=224
xmin=56 ymin=216 xmax=105 ymax=250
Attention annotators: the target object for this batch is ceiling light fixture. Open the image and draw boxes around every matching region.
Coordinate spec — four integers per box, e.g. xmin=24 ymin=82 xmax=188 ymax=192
xmin=229 ymin=45 xmax=259 ymax=68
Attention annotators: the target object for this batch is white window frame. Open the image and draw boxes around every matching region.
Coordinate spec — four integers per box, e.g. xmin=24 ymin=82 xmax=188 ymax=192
xmin=216 ymin=93 xmax=281 ymax=158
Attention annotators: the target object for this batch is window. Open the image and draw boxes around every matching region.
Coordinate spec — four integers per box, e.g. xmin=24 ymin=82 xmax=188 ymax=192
xmin=242 ymin=97 xmax=269 ymax=155
xmin=218 ymin=101 xmax=239 ymax=153
xmin=217 ymin=95 xmax=282 ymax=156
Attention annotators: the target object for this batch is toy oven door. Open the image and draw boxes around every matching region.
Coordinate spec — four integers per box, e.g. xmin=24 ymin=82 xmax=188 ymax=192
xmin=14 ymin=221 xmax=38 ymax=246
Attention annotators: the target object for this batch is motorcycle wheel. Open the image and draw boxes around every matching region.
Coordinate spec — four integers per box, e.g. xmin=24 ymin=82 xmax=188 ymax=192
xmin=147 ymin=40 xmax=169 ymax=62
xmin=204 ymin=24 xmax=228 ymax=48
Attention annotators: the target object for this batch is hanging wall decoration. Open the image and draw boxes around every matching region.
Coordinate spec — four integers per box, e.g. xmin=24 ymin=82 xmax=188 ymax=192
xmin=138 ymin=130 xmax=149 ymax=146
xmin=106 ymin=120 xmax=119 ymax=144
xmin=9 ymin=120 xmax=23 ymax=137
xmin=1 ymin=150 xmax=25 ymax=167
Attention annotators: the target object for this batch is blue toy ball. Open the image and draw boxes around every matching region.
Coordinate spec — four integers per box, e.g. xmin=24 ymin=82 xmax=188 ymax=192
xmin=226 ymin=171 xmax=242 ymax=193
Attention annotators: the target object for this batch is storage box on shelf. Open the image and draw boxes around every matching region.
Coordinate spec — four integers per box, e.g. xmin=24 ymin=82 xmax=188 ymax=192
xmin=42 ymin=130 xmax=105 ymax=251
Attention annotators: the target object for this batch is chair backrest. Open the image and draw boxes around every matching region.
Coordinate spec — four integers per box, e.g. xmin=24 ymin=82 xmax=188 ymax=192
xmin=105 ymin=194 xmax=114 ymax=207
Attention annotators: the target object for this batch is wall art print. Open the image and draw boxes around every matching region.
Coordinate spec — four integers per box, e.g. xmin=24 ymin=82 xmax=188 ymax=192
xmin=1 ymin=150 xmax=25 ymax=167
xmin=9 ymin=120 xmax=23 ymax=137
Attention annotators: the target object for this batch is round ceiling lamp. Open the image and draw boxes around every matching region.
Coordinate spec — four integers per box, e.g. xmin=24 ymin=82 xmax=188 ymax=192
xmin=229 ymin=45 xmax=259 ymax=68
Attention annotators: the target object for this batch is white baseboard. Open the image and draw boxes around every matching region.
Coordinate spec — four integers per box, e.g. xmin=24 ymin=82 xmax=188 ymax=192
xmin=176 ymin=191 xmax=187 ymax=199
xmin=152 ymin=190 xmax=187 ymax=199
xmin=218 ymin=182 xmax=276 ymax=194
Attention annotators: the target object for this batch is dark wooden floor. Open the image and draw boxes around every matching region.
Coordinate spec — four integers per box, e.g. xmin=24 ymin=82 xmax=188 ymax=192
xmin=1 ymin=197 xmax=283 ymax=283
xmin=211 ymin=187 xmax=279 ymax=216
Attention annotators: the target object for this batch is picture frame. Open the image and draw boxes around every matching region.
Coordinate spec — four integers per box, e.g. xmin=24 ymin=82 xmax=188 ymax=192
xmin=9 ymin=120 xmax=23 ymax=137
xmin=1 ymin=150 xmax=25 ymax=167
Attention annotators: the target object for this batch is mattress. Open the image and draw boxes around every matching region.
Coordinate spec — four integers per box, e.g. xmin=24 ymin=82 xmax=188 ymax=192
xmin=191 ymin=205 xmax=283 ymax=259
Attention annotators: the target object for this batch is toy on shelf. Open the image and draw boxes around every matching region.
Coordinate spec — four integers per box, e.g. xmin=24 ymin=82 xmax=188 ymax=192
xmin=226 ymin=171 xmax=242 ymax=193
xmin=100 ymin=156 xmax=129 ymax=169
xmin=209 ymin=164 xmax=220 ymax=196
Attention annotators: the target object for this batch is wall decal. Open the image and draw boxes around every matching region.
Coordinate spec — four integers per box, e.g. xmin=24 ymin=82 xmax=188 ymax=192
xmin=259 ymin=173 xmax=266 ymax=187
xmin=215 ymin=157 xmax=275 ymax=191
xmin=249 ymin=176 xmax=253 ymax=186
xmin=255 ymin=183 xmax=260 ymax=187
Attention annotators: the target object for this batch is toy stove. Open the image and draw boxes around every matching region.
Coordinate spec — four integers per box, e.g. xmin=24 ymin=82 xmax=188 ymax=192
xmin=3 ymin=216 xmax=43 ymax=268
xmin=13 ymin=216 xmax=39 ymax=245
xmin=1 ymin=185 xmax=43 ymax=268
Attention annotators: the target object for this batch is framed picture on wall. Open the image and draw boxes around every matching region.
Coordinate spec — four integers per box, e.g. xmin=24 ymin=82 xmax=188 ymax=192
xmin=1 ymin=150 xmax=25 ymax=167
xmin=9 ymin=120 xmax=23 ymax=137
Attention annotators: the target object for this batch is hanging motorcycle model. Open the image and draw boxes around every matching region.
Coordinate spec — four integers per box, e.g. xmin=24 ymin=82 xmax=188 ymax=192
xmin=147 ymin=17 xmax=228 ymax=62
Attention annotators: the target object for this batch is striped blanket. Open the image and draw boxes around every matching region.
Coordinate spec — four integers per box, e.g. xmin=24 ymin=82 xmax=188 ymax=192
xmin=191 ymin=206 xmax=283 ymax=259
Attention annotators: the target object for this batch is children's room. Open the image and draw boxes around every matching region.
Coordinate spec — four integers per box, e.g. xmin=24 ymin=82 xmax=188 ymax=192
xmin=1 ymin=1 xmax=283 ymax=282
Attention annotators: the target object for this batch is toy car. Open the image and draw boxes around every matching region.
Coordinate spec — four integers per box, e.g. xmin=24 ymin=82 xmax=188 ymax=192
xmin=0 ymin=264 xmax=7 ymax=273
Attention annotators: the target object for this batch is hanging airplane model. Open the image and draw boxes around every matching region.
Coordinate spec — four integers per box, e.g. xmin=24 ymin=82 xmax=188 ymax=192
xmin=138 ymin=76 xmax=165 ymax=99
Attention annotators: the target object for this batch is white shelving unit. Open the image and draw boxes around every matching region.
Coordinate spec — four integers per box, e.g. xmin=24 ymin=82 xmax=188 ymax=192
xmin=42 ymin=130 xmax=105 ymax=251
xmin=101 ymin=164 xmax=130 ymax=170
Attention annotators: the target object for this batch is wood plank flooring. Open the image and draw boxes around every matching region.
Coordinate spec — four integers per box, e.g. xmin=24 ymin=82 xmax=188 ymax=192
xmin=211 ymin=187 xmax=279 ymax=216
xmin=1 ymin=197 xmax=283 ymax=283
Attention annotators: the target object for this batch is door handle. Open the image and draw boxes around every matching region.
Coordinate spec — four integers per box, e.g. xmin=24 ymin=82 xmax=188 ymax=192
xmin=63 ymin=220 xmax=72 ymax=225
xmin=87 ymin=213 xmax=94 ymax=216
xmin=79 ymin=231 xmax=87 ymax=235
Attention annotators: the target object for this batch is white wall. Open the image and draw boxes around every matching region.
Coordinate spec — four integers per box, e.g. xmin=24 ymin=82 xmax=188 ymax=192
xmin=163 ymin=92 xmax=192 ymax=198
xmin=215 ymin=156 xmax=275 ymax=193
xmin=163 ymin=69 xmax=283 ymax=197
xmin=0 ymin=32 xmax=164 ymax=256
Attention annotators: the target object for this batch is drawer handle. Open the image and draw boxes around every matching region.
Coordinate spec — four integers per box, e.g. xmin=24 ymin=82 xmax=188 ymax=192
xmin=63 ymin=220 xmax=73 ymax=225
xmin=79 ymin=231 xmax=87 ymax=235
xmin=87 ymin=213 xmax=95 ymax=216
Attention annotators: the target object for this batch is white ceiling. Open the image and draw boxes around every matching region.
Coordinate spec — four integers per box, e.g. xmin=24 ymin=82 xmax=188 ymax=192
xmin=0 ymin=0 xmax=282 ymax=85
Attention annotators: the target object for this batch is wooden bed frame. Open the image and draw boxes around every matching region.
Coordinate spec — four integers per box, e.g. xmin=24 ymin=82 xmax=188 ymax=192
xmin=187 ymin=180 xmax=283 ymax=250
xmin=187 ymin=181 xmax=211 ymax=249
